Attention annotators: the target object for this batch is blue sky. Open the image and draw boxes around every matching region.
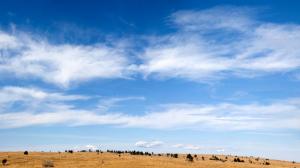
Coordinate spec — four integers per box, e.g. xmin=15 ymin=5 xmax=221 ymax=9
xmin=0 ymin=0 xmax=300 ymax=161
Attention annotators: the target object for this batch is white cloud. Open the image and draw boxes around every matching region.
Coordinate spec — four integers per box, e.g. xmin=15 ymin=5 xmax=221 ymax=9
xmin=0 ymin=31 xmax=19 ymax=49
xmin=0 ymin=86 xmax=87 ymax=102
xmin=172 ymin=144 xmax=204 ymax=150
xmin=135 ymin=141 xmax=164 ymax=148
xmin=172 ymin=143 xmax=225 ymax=151
xmin=216 ymin=149 xmax=225 ymax=152
xmin=172 ymin=144 xmax=184 ymax=148
xmin=97 ymin=96 xmax=145 ymax=111
xmin=0 ymin=31 xmax=133 ymax=87
xmin=139 ymin=6 xmax=300 ymax=82
xmin=85 ymin=144 xmax=97 ymax=150
xmin=0 ymin=87 xmax=299 ymax=130
xmin=125 ymin=102 xmax=300 ymax=130
xmin=1 ymin=6 xmax=300 ymax=86
xmin=170 ymin=6 xmax=256 ymax=32
xmin=183 ymin=144 xmax=203 ymax=150
xmin=0 ymin=86 xmax=87 ymax=113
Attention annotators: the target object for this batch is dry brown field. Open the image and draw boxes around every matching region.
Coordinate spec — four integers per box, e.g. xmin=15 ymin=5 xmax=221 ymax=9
xmin=0 ymin=152 xmax=298 ymax=168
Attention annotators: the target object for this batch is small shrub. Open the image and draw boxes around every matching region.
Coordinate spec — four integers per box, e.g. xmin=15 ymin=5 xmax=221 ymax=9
xmin=210 ymin=155 xmax=220 ymax=161
xmin=202 ymin=156 xmax=205 ymax=160
xmin=186 ymin=154 xmax=193 ymax=162
xmin=234 ymin=157 xmax=244 ymax=162
xmin=2 ymin=158 xmax=7 ymax=166
xmin=43 ymin=160 xmax=54 ymax=167
xmin=264 ymin=161 xmax=270 ymax=165
xmin=171 ymin=154 xmax=178 ymax=158
xmin=24 ymin=151 xmax=29 ymax=155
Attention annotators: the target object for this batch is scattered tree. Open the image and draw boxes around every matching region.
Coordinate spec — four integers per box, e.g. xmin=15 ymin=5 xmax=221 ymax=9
xmin=2 ymin=159 xmax=7 ymax=166
xmin=171 ymin=154 xmax=178 ymax=158
xmin=233 ymin=157 xmax=244 ymax=163
xmin=186 ymin=154 xmax=193 ymax=162
xmin=210 ymin=155 xmax=220 ymax=161
xmin=264 ymin=161 xmax=270 ymax=165
xmin=24 ymin=151 xmax=29 ymax=155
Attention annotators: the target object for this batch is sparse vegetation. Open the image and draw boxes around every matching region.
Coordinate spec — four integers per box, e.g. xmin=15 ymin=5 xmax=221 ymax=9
xmin=264 ymin=161 xmax=271 ymax=165
xmin=210 ymin=155 xmax=226 ymax=162
xmin=24 ymin=151 xmax=29 ymax=155
xmin=210 ymin=155 xmax=220 ymax=161
xmin=0 ymin=151 xmax=298 ymax=168
xmin=186 ymin=154 xmax=193 ymax=162
xmin=234 ymin=157 xmax=244 ymax=162
xmin=171 ymin=153 xmax=178 ymax=158
xmin=2 ymin=158 xmax=7 ymax=166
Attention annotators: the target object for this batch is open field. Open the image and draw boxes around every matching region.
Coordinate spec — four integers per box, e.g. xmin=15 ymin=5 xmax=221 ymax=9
xmin=0 ymin=152 xmax=298 ymax=168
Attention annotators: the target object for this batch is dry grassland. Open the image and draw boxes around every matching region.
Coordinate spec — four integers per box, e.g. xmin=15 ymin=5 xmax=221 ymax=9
xmin=0 ymin=152 xmax=298 ymax=168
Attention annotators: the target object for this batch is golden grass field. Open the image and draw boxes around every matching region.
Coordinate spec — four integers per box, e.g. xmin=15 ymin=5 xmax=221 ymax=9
xmin=0 ymin=152 xmax=298 ymax=168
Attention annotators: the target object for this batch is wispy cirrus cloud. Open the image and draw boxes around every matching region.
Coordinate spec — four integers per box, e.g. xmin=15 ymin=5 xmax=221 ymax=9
xmin=172 ymin=143 xmax=225 ymax=152
xmin=135 ymin=140 xmax=164 ymax=148
xmin=0 ymin=31 xmax=134 ymax=88
xmin=1 ymin=6 xmax=300 ymax=86
xmin=0 ymin=86 xmax=299 ymax=130
xmin=139 ymin=6 xmax=300 ymax=82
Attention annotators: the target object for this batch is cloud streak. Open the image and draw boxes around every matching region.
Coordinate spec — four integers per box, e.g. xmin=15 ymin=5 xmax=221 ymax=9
xmin=0 ymin=86 xmax=299 ymax=130
xmin=1 ymin=6 xmax=300 ymax=86
xmin=135 ymin=141 xmax=164 ymax=148
xmin=0 ymin=31 xmax=133 ymax=87
xmin=139 ymin=6 xmax=300 ymax=82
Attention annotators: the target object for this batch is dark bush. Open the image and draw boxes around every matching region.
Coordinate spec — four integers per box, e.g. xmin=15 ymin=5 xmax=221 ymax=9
xmin=210 ymin=155 xmax=220 ymax=161
xmin=202 ymin=156 xmax=205 ymax=160
xmin=186 ymin=154 xmax=193 ymax=162
xmin=264 ymin=161 xmax=270 ymax=165
xmin=24 ymin=151 xmax=28 ymax=155
xmin=210 ymin=155 xmax=226 ymax=162
xmin=234 ymin=157 xmax=244 ymax=162
xmin=172 ymin=154 xmax=178 ymax=158
xmin=2 ymin=158 xmax=7 ymax=166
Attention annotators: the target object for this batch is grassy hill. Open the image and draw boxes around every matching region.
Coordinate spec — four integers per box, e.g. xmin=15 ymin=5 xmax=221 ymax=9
xmin=0 ymin=152 xmax=298 ymax=168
